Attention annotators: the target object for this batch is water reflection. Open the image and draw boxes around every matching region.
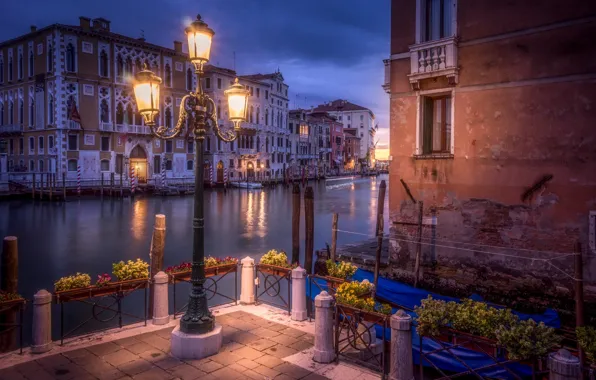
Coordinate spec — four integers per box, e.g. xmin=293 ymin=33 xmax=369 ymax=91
xmin=131 ymin=199 xmax=147 ymax=241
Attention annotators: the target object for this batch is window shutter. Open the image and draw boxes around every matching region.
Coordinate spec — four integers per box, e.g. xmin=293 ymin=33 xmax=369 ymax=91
xmin=422 ymin=97 xmax=433 ymax=154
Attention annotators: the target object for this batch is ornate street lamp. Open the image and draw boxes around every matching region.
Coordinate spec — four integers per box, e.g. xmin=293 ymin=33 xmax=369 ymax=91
xmin=133 ymin=14 xmax=249 ymax=335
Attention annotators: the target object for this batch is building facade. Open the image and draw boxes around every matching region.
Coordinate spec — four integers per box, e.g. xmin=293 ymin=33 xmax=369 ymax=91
xmin=313 ymin=99 xmax=377 ymax=167
xmin=343 ymin=128 xmax=361 ymax=171
xmin=386 ymin=0 xmax=596 ymax=298
xmin=0 ymin=17 xmax=292 ymax=184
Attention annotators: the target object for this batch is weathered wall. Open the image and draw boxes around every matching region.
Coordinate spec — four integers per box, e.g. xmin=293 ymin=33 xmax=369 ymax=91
xmin=388 ymin=0 xmax=596 ymax=304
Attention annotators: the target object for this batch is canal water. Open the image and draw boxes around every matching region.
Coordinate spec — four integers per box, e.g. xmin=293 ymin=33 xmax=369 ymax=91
xmin=0 ymin=175 xmax=389 ymax=347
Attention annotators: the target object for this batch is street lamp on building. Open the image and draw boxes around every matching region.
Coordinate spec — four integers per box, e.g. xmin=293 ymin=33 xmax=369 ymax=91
xmin=133 ymin=14 xmax=249 ymax=336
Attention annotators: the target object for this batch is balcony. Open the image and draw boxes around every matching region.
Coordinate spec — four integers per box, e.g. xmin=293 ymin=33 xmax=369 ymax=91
xmin=383 ymin=59 xmax=390 ymax=94
xmin=48 ymin=147 xmax=58 ymax=155
xmin=114 ymin=124 xmax=151 ymax=135
xmin=99 ymin=122 xmax=114 ymax=132
xmin=0 ymin=125 xmax=24 ymax=135
xmin=66 ymin=121 xmax=81 ymax=130
xmin=408 ymin=36 xmax=458 ymax=90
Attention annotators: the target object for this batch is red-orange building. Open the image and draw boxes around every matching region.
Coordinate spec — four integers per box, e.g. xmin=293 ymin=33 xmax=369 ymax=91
xmin=385 ymin=0 xmax=596 ymax=299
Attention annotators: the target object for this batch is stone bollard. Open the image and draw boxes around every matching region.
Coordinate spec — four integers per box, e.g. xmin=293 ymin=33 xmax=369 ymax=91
xmin=291 ymin=266 xmax=307 ymax=321
xmin=152 ymin=271 xmax=169 ymax=325
xmin=31 ymin=289 xmax=52 ymax=354
xmin=240 ymin=256 xmax=255 ymax=305
xmin=548 ymin=349 xmax=581 ymax=380
xmin=390 ymin=310 xmax=414 ymax=380
xmin=313 ymin=291 xmax=335 ymax=363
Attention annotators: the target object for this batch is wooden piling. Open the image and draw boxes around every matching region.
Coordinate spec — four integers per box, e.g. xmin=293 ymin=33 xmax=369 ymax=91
xmin=574 ymin=242 xmax=585 ymax=365
xmin=148 ymin=214 xmax=167 ymax=319
xmin=292 ymin=183 xmax=301 ymax=265
xmin=110 ymin=172 xmax=115 ymax=196
xmin=0 ymin=236 xmax=18 ymax=351
xmin=413 ymin=201 xmax=424 ymax=288
xmin=62 ymin=172 xmax=66 ymax=202
xmin=120 ymin=171 xmax=123 ymax=198
xmin=32 ymin=173 xmax=36 ymax=199
xmin=304 ymin=186 xmax=314 ymax=275
xmin=374 ymin=216 xmax=384 ymax=290
xmin=101 ymin=172 xmax=104 ymax=198
xmin=39 ymin=173 xmax=44 ymax=200
xmin=331 ymin=213 xmax=338 ymax=262
xmin=376 ymin=180 xmax=386 ymax=237
xmin=49 ymin=173 xmax=53 ymax=202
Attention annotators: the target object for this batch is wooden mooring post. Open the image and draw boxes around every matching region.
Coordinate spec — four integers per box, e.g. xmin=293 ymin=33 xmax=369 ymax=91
xmin=49 ymin=173 xmax=53 ymax=201
xmin=39 ymin=173 xmax=44 ymax=200
xmin=374 ymin=215 xmax=384 ymax=290
xmin=292 ymin=183 xmax=301 ymax=265
xmin=376 ymin=180 xmax=386 ymax=237
xmin=110 ymin=172 xmax=115 ymax=197
xmin=0 ymin=236 xmax=18 ymax=351
xmin=100 ymin=173 xmax=104 ymax=198
xmin=304 ymin=186 xmax=314 ymax=275
xmin=32 ymin=173 xmax=36 ymax=199
xmin=62 ymin=172 xmax=67 ymax=202
xmin=330 ymin=213 xmax=338 ymax=262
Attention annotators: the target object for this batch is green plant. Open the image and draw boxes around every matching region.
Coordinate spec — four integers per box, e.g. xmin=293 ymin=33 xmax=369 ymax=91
xmin=415 ymin=296 xmax=457 ymax=337
xmin=0 ymin=291 xmax=22 ymax=302
xmin=54 ymin=273 xmax=91 ymax=292
xmin=259 ymin=249 xmax=291 ymax=268
xmin=496 ymin=319 xmax=560 ymax=360
xmin=112 ymin=259 xmax=149 ymax=281
xmin=336 ymin=280 xmax=392 ymax=315
xmin=576 ymin=326 xmax=596 ymax=363
xmin=451 ymin=299 xmax=518 ymax=340
xmin=326 ymin=260 xmax=357 ymax=279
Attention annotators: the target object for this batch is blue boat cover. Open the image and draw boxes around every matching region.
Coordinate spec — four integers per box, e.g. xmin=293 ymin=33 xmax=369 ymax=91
xmin=306 ymin=269 xmax=560 ymax=379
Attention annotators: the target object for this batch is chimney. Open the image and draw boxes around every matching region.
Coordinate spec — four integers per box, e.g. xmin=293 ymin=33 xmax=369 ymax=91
xmin=79 ymin=17 xmax=91 ymax=31
xmin=30 ymin=25 xmax=37 ymax=33
xmin=173 ymin=41 xmax=182 ymax=53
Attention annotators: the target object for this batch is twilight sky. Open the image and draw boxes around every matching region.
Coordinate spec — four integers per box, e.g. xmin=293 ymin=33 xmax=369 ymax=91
xmin=0 ymin=0 xmax=391 ymax=158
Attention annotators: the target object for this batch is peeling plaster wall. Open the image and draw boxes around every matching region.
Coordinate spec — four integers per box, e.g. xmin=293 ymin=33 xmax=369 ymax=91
xmin=388 ymin=0 xmax=596 ymax=300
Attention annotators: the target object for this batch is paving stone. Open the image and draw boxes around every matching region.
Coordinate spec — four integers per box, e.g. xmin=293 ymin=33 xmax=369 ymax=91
xmin=89 ymin=364 xmax=127 ymax=380
xmin=265 ymin=323 xmax=289 ymax=332
xmin=167 ymin=363 xmax=206 ymax=380
xmin=271 ymin=334 xmax=299 ymax=347
xmin=299 ymin=335 xmax=315 ymax=344
xmin=113 ymin=336 xmax=141 ymax=347
xmin=248 ymin=338 xmax=278 ymax=351
xmin=279 ymin=328 xmax=306 ymax=338
xmin=241 ymin=368 xmax=267 ymax=380
xmin=226 ymin=311 xmax=251 ymax=319
xmin=104 ymin=349 xmax=139 ymax=367
xmin=209 ymin=351 xmax=243 ymax=366
xmin=236 ymin=358 xmax=260 ymax=370
xmin=263 ymin=345 xmax=298 ymax=359
xmin=215 ymin=315 xmax=236 ymax=325
xmin=87 ymin=342 xmax=122 ymax=357
xmin=190 ymin=360 xmax=223 ymax=373
xmin=252 ymin=327 xmax=281 ymax=339
xmin=302 ymin=374 xmax=330 ymax=380
xmin=233 ymin=346 xmax=266 ymax=360
xmin=253 ymin=364 xmax=281 ymax=378
xmin=155 ymin=328 xmax=174 ymax=340
xmin=139 ymin=350 xmax=168 ymax=364
xmin=0 ymin=367 xmax=27 ymax=380
xmin=36 ymin=353 xmax=73 ymax=370
xmin=232 ymin=332 xmax=261 ymax=345
xmin=219 ymin=341 xmax=245 ymax=353
xmin=228 ymin=363 xmax=248 ymax=374
xmin=118 ymin=359 xmax=155 ymax=376
xmin=234 ymin=320 xmax=260 ymax=332
xmin=153 ymin=356 xmax=182 ymax=370
xmin=289 ymin=340 xmax=314 ymax=352
xmin=275 ymin=375 xmax=296 ymax=380
xmin=131 ymin=366 xmax=174 ymax=380
xmin=126 ymin=341 xmax=155 ymax=355
xmin=254 ymin=354 xmax=285 ymax=369
xmin=273 ymin=363 xmax=312 ymax=379
xmin=139 ymin=335 xmax=170 ymax=352
xmin=62 ymin=349 xmax=100 ymax=365
xmin=210 ymin=366 xmax=244 ymax=379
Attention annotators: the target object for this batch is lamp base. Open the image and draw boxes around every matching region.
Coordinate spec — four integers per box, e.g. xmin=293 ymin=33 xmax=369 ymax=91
xmin=170 ymin=324 xmax=222 ymax=360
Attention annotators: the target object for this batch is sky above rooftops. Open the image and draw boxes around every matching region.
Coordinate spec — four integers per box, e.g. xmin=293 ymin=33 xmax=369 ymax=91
xmin=0 ymin=0 xmax=390 ymax=157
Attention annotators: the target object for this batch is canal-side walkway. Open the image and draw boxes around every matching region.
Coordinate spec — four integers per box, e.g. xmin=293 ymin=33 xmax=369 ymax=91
xmin=0 ymin=304 xmax=381 ymax=380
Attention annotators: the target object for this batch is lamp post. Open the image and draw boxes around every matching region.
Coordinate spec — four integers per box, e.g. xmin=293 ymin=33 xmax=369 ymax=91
xmin=133 ymin=14 xmax=249 ymax=335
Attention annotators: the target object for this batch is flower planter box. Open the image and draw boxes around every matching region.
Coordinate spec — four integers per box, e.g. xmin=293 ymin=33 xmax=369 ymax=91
xmin=169 ymin=263 xmax=237 ymax=282
xmin=336 ymin=302 xmax=390 ymax=324
xmin=258 ymin=263 xmax=292 ymax=277
xmin=0 ymin=298 xmax=26 ymax=311
xmin=324 ymin=276 xmax=346 ymax=291
xmin=451 ymin=331 xmax=498 ymax=358
xmin=54 ymin=278 xmax=149 ymax=303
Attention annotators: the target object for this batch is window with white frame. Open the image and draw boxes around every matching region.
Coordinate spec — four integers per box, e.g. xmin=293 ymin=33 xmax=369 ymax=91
xmin=28 ymin=47 xmax=34 ymax=77
xmin=18 ymin=50 xmax=23 ymax=79
xmin=186 ymin=160 xmax=193 ymax=171
xmin=175 ymin=62 xmax=183 ymax=71
xmin=28 ymin=136 xmax=34 ymax=153
xmin=83 ymin=84 xmax=94 ymax=96
xmin=37 ymin=43 xmax=43 ymax=55
xmin=100 ymin=159 xmax=110 ymax=171
xmin=29 ymin=159 xmax=34 ymax=171
xmin=419 ymin=94 xmax=452 ymax=155
xmin=68 ymin=159 xmax=78 ymax=171
xmin=66 ymin=43 xmax=76 ymax=72
xmin=165 ymin=140 xmax=173 ymax=153
xmin=38 ymin=136 xmax=44 ymax=153
xmin=67 ymin=134 xmax=78 ymax=151
xmin=100 ymin=136 xmax=110 ymax=151
xmin=29 ymin=98 xmax=34 ymax=126
xmin=48 ymin=135 xmax=54 ymax=149
xmin=82 ymin=42 xmax=93 ymax=54
xmin=419 ymin=0 xmax=455 ymax=43
xmin=99 ymin=50 xmax=108 ymax=77
xmin=39 ymin=159 xmax=44 ymax=172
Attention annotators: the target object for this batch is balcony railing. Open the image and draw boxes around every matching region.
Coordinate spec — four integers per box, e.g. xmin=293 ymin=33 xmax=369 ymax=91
xmin=113 ymin=124 xmax=151 ymax=135
xmin=67 ymin=121 xmax=81 ymax=130
xmin=0 ymin=125 xmax=24 ymax=134
xmin=99 ymin=122 xmax=114 ymax=132
xmin=408 ymin=36 xmax=458 ymax=90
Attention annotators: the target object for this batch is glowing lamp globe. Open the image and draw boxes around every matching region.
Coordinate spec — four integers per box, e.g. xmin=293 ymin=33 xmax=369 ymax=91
xmin=224 ymin=78 xmax=250 ymax=130
xmin=133 ymin=66 xmax=162 ymax=126
xmin=185 ymin=14 xmax=215 ymax=69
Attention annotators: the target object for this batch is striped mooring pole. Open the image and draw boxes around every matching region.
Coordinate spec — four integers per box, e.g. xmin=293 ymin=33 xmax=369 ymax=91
xmin=209 ymin=164 xmax=213 ymax=185
xmin=77 ymin=165 xmax=81 ymax=197
xmin=161 ymin=161 xmax=166 ymax=188
xmin=131 ymin=166 xmax=136 ymax=195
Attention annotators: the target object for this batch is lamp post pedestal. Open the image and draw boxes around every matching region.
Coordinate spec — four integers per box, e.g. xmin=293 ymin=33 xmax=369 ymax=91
xmin=171 ymin=324 xmax=223 ymax=360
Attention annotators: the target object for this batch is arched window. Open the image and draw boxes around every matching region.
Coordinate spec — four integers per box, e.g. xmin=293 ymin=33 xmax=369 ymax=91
xmin=206 ymin=136 xmax=211 ymax=152
xmin=0 ymin=58 xmax=4 ymax=82
xmin=48 ymin=135 xmax=54 ymax=149
xmin=29 ymin=99 xmax=34 ymax=126
xmin=48 ymin=95 xmax=54 ymax=124
xmin=67 ymin=159 xmax=78 ymax=172
xmin=8 ymin=101 xmax=14 ymax=124
xmin=18 ymin=99 xmax=23 ymax=124
xmin=116 ymin=54 xmax=123 ymax=77
xmin=250 ymin=136 xmax=254 ymax=149
xmin=125 ymin=57 xmax=133 ymax=77
xmin=186 ymin=68 xmax=193 ymax=90
xmin=265 ymin=109 xmax=269 ymax=126
xmin=28 ymin=51 xmax=33 ymax=77
xmin=8 ymin=56 xmax=13 ymax=81
xmin=256 ymin=107 xmax=260 ymax=124
xmin=217 ymin=100 xmax=221 ymax=118
xmin=116 ymin=103 xmax=124 ymax=124
xmin=100 ymin=160 xmax=110 ymax=171
xmin=256 ymin=137 xmax=260 ymax=152
xmin=39 ymin=160 xmax=44 ymax=172
xmin=265 ymin=137 xmax=269 ymax=153
xmin=125 ymin=104 xmax=133 ymax=125
xmin=99 ymin=50 xmax=108 ymax=77
xmin=165 ymin=64 xmax=171 ymax=87
xmin=249 ymin=106 xmax=254 ymax=123
xmin=29 ymin=160 xmax=35 ymax=171
xmin=0 ymin=103 xmax=3 ymax=125
xmin=47 ymin=44 xmax=53 ymax=72
xmin=186 ymin=160 xmax=194 ymax=171
xmin=18 ymin=53 xmax=23 ymax=79
xmin=66 ymin=43 xmax=75 ymax=72
xmin=165 ymin=107 xmax=172 ymax=128
xmin=100 ymin=100 xmax=109 ymax=123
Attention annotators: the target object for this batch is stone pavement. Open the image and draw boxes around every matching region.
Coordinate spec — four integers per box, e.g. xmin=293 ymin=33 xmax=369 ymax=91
xmin=0 ymin=305 xmax=381 ymax=380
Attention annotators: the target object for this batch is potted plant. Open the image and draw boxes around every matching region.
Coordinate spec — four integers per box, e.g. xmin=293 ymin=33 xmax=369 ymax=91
xmin=258 ymin=250 xmax=294 ymax=276
xmin=576 ymin=326 xmax=596 ymax=367
xmin=335 ymin=280 xmax=392 ymax=323
xmin=496 ymin=319 xmax=560 ymax=364
xmin=325 ymin=260 xmax=357 ymax=290
xmin=166 ymin=257 xmax=238 ymax=281
xmin=414 ymin=296 xmax=457 ymax=343
xmin=0 ymin=291 xmax=25 ymax=309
